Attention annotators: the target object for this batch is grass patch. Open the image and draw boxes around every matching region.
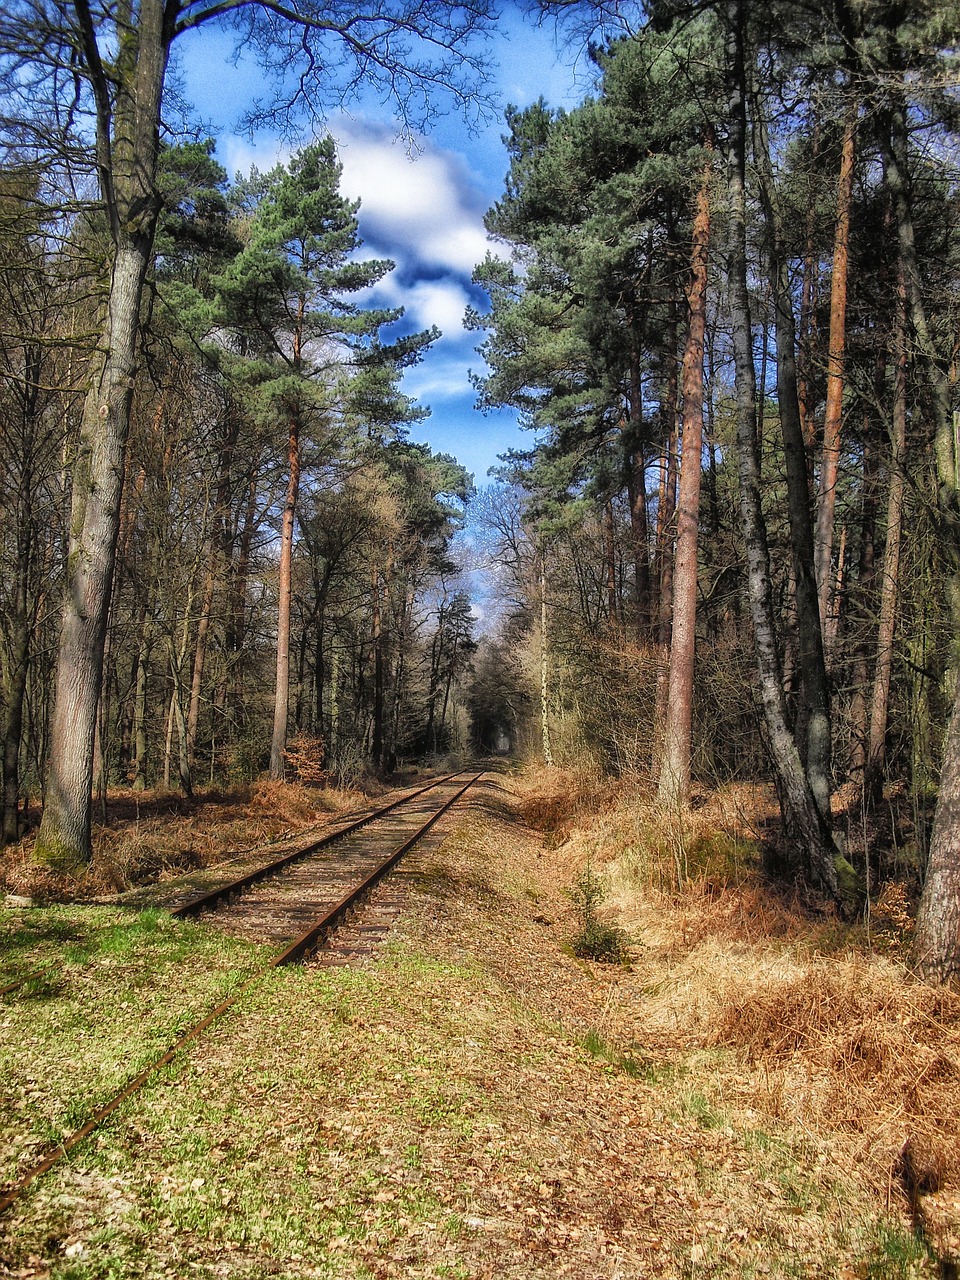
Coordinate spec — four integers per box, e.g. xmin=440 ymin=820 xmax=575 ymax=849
xmin=1 ymin=776 xmax=951 ymax=1280
xmin=0 ymin=903 xmax=269 ymax=1189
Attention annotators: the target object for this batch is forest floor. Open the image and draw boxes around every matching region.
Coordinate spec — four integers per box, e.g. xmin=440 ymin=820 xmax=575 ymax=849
xmin=0 ymin=765 xmax=958 ymax=1278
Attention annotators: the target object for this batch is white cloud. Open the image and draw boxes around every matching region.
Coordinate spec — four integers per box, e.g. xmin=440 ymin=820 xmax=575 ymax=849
xmin=333 ymin=121 xmax=490 ymax=276
xmin=219 ymin=135 xmax=290 ymax=181
xmin=403 ymin=280 xmax=472 ymax=335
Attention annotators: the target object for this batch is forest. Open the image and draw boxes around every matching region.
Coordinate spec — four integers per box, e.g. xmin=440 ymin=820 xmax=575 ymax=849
xmin=1 ymin=0 xmax=960 ymax=983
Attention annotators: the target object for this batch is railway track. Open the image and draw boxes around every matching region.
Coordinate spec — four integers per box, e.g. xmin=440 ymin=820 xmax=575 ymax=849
xmin=0 ymin=768 xmax=485 ymax=1214
xmin=0 ymin=770 xmax=471 ymax=998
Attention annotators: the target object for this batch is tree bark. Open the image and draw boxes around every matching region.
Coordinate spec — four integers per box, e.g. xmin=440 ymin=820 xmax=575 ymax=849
xmin=2 ymin=614 xmax=30 ymax=844
xmin=815 ymin=103 xmax=857 ymax=640
xmin=916 ymin=676 xmax=960 ymax=982
xmin=724 ymin=0 xmax=838 ymax=898
xmin=658 ymin=148 xmax=711 ymax=808
xmin=539 ymin=552 xmax=554 ymax=767
xmin=797 ymin=120 xmax=820 ymax=469
xmin=879 ymin=93 xmax=960 ymax=976
xmin=754 ymin=102 xmax=834 ymax=835
xmin=35 ymin=243 xmax=156 ymax=866
xmin=34 ymin=0 xmax=170 ymax=866
xmin=270 ymin=413 xmax=301 ymax=779
xmin=865 ymin=268 xmax=907 ymax=793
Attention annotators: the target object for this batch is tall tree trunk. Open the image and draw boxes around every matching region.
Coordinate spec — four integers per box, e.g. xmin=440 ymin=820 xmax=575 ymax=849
xmin=34 ymin=0 xmax=170 ymax=867
xmin=658 ymin=149 xmax=711 ymax=808
xmin=915 ymin=679 xmax=960 ymax=982
xmin=797 ymin=119 xmax=821 ymax=468
xmin=654 ymin=303 xmax=680 ymax=743
xmin=849 ymin=409 xmax=879 ymax=779
xmin=865 ymin=282 xmax=907 ymax=796
xmin=36 ymin=246 xmax=154 ymax=866
xmin=724 ymin=0 xmax=838 ymax=898
xmin=371 ymin=567 xmax=385 ymax=770
xmin=755 ymin=102 xmax=834 ymax=833
xmin=270 ymin=414 xmax=301 ymax=779
xmin=880 ymin=96 xmax=960 ymax=977
xmin=131 ymin=614 xmax=150 ymax=792
xmin=625 ymin=310 xmax=652 ymax=636
xmin=815 ymin=103 xmax=857 ymax=636
xmin=539 ymin=552 xmax=554 ymax=767
xmin=2 ymin=615 xmax=30 ymax=844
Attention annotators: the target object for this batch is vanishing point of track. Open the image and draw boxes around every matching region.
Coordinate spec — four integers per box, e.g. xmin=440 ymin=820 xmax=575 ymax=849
xmin=0 ymin=768 xmax=485 ymax=1214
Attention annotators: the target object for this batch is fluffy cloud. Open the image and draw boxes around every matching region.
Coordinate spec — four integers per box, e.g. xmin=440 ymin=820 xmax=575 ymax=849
xmin=333 ymin=121 xmax=490 ymax=277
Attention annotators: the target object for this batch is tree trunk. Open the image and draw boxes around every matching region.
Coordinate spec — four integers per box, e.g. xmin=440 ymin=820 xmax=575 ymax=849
xmin=880 ymin=94 xmax=960 ymax=976
xmin=2 ymin=616 xmax=30 ymax=844
xmin=539 ymin=552 xmax=554 ymax=767
xmin=916 ymin=675 xmax=960 ymax=981
xmin=755 ymin=103 xmax=834 ymax=834
xmin=270 ymin=414 xmax=301 ymax=779
xmin=815 ymin=103 xmax=857 ymax=637
xmin=654 ymin=305 xmax=680 ymax=744
xmin=371 ymin=567 xmax=385 ymax=770
xmin=658 ymin=149 xmax=711 ymax=809
xmin=34 ymin=0 xmax=169 ymax=867
xmin=132 ymin=616 xmax=150 ymax=792
xmin=724 ymin=0 xmax=838 ymax=898
xmin=35 ymin=243 xmax=155 ymax=866
xmin=865 ymin=266 xmax=908 ymax=792
xmin=797 ymin=120 xmax=821 ymax=468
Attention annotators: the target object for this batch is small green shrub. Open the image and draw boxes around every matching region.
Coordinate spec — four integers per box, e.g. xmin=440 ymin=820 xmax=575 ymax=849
xmin=567 ymin=866 xmax=630 ymax=964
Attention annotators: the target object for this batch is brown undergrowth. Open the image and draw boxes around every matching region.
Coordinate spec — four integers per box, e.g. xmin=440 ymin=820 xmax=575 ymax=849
xmin=0 ymin=778 xmax=365 ymax=902
xmin=516 ymin=763 xmax=960 ymax=1262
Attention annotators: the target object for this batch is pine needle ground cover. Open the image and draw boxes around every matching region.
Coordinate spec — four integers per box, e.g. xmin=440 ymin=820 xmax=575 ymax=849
xmin=0 ymin=771 xmax=950 ymax=1278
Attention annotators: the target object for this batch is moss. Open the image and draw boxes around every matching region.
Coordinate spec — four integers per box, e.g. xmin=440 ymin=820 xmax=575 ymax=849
xmin=31 ymin=831 xmax=90 ymax=874
xmin=835 ymin=855 xmax=863 ymax=913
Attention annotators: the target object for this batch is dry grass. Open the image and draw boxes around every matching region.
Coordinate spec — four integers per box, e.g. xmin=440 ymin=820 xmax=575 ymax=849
xmin=514 ymin=762 xmax=625 ymax=846
xmin=520 ymin=765 xmax=960 ymax=1263
xmin=0 ymin=779 xmax=365 ymax=901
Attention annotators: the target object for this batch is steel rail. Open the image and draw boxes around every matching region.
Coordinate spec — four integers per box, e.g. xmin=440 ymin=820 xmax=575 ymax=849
xmin=273 ymin=771 xmax=483 ymax=965
xmin=0 ymin=770 xmax=484 ymax=1216
xmin=0 ymin=969 xmax=46 ymax=998
xmin=0 ymin=774 xmax=468 ymax=1001
xmin=169 ymin=769 xmax=468 ymax=919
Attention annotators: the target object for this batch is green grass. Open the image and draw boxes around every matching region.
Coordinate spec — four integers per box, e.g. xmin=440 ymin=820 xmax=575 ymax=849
xmin=3 ymin=956 xmax=489 ymax=1279
xmin=862 ymin=1221 xmax=934 ymax=1278
xmin=0 ymin=903 xmax=270 ymax=1189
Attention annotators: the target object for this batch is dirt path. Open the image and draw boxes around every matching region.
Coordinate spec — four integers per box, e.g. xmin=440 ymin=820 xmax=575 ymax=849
xmin=0 ymin=773 xmax=931 ymax=1278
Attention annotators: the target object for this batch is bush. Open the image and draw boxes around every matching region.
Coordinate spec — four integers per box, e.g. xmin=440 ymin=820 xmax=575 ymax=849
xmin=567 ymin=866 xmax=630 ymax=964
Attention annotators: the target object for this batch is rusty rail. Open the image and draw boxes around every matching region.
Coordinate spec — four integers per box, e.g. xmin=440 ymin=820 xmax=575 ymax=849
xmin=169 ymin=769 xmax=468 ymax=919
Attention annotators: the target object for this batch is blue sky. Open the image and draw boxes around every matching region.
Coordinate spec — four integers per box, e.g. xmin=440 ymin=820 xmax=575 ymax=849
xmin=171 ymin=9 xmax=593 ymax=489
